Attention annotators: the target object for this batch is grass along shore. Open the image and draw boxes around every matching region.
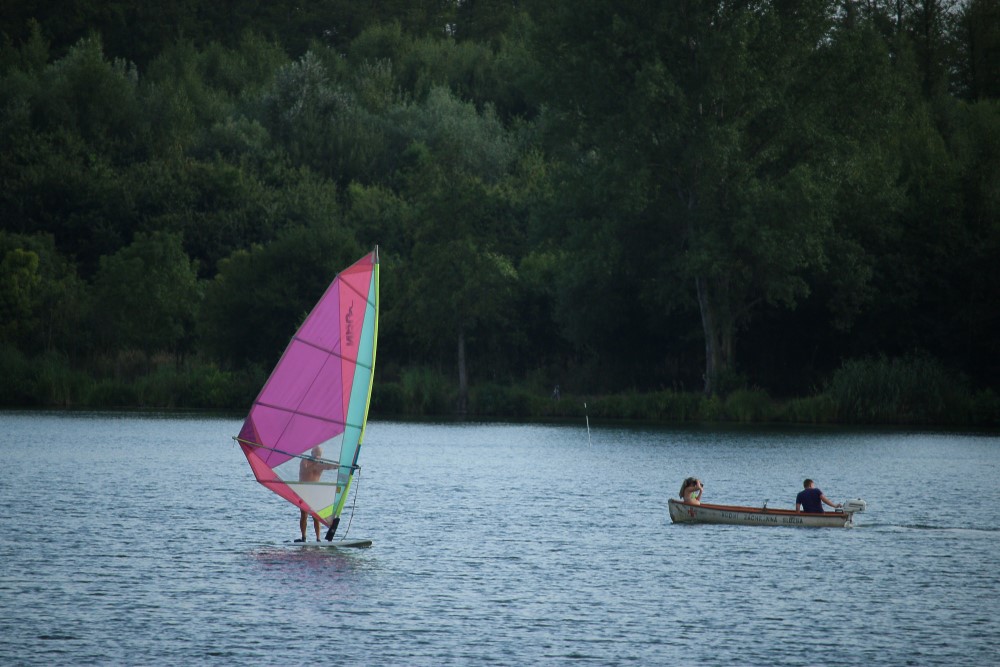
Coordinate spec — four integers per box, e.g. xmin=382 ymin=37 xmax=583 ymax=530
xmin=2 ymin=349 xmax=997 ymax=426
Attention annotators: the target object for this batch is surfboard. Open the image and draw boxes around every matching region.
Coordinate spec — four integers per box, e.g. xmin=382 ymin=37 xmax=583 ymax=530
xmin=291 ymin=538 xmax=373 ymax=548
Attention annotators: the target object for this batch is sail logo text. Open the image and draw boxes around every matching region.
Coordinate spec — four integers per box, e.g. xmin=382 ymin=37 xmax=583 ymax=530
xmin=345 ymin=302 xmax=355 ymax=346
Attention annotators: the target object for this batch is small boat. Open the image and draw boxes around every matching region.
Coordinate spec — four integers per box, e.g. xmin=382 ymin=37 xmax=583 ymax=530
xmin=668 ymin=498 xmax=867 ymax=528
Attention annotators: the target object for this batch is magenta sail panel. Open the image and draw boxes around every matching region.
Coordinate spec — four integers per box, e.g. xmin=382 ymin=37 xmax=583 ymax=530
xmin=258 ymin=341 xmax=334 ymax=412
xmin=297 ymin=277 xmax=343 ymax=354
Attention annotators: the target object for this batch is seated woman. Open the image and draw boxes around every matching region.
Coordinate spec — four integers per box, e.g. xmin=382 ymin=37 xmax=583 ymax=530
xmin=679 ymin=477 xmax=704 ymax=505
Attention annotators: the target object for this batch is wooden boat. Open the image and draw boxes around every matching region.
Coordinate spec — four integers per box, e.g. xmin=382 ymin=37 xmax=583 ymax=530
xmin=668 ymin=498 xmax=866 ymax=528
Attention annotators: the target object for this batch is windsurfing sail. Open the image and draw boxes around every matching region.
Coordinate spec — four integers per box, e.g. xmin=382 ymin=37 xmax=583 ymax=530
xmin=235 ymin=248 xmax=379 ymax=537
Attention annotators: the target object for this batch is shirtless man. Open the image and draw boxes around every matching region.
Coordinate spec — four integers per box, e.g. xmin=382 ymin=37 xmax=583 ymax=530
xmin=295 ymin=446 xmax=337 ymax=542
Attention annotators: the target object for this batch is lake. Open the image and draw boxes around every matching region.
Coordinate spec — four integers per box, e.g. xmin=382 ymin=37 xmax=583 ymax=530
xmin=1 ymin=412 xmax=998 ymax=665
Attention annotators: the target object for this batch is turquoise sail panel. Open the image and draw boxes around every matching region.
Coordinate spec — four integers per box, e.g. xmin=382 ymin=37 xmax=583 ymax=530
xmin=333 ymin=255 xmax=379 ymax=510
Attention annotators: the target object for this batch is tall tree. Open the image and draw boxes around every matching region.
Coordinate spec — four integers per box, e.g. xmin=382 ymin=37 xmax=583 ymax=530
xmin=92 ymin=231 xmax=200 ymax=357
xmin=532 ymin=0 xmax=903 ymax=394
xmin=0 ymin=232 xmax=89 ymax=356
xmin=258 ymin=50 xmax=387 ymax=187
xmin=397 ymin=87 xmax=519 ymax=412
xmin=955 ymin=0 xmax=1000 ymax=100
xmin=199 ymin=223 xmax=361 ymax=368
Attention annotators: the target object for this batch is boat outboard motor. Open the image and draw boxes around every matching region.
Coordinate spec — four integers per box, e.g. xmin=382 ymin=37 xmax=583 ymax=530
xmin=841 ymin=499 xmax=867 ymax=514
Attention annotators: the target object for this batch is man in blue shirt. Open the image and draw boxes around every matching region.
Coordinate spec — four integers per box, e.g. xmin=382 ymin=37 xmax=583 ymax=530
xmin=795 ymin=479 xmax=842 ymax=513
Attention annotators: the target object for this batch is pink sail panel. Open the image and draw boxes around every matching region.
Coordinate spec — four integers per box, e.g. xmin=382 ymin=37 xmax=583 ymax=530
xmin=248 ymin=344 xmax=346 ymax=468
xmin=239 ymin=441 xmax=307 ymax=510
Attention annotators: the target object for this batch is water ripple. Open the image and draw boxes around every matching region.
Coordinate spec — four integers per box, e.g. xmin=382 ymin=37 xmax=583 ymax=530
xmin=1 ymin=413 xmax=998 ymax=665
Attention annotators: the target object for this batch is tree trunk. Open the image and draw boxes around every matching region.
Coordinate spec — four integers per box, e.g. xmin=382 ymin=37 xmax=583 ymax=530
xmin=696 ymin=276 xmax=733 ymax=396
xmin=456 ymin=326 xmax=468 ymax=415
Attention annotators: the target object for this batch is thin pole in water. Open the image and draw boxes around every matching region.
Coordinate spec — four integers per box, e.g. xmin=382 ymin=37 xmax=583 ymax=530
xmin=584 ymin=402 xmax=592 ymax=447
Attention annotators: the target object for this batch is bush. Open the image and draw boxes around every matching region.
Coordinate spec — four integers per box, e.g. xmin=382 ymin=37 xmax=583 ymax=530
xmin=572 ymin=391 xmax=705 ymax=422
xmin=0 ymin=346 xmax=35 ymax=405
xmin=724 ymin=389 xmax=774 ymax=422
xmin=400 ymin=367 xmax=453 ymax=416
xmin=654 ymin=391 xmax=703 ymax=422
xmin=826 ymin=355 xmax=973 ymax=424
xmin=372 ymin=381 xmax=405 ymax=415
xmin=779 ymin=395 xmax=838 ymax=423
xmin=187 ymin=364 xmax=260 ymax=409
xmin=591 ymin=393 xmax=641 ymax=420
xmin=712 ymin=368 xmax=748 ymax=395
xmin=32 ymin=351 xmax=88 ymax=406
xmin=970 ymin=389 xmax=1000 ymax=425
xmin=699 ymin=394 xmax=725 ymax=422
xmin=135 ymin=366 xmax=185 ymax=408
xmin=86 ymin=378 xmax=138 ymax=407
xmin=470 ymin=383 xmax=536 ymax=417
xmin=132 ymin=363 xmax=232 ymax=409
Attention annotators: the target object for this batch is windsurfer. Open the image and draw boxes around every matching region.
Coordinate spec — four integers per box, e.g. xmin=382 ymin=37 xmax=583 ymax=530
xmin=679 ymin=477 xmax=703 ymax=504
xmin=795 ymin=479 xmax=841 ymax=513
xmin=295 ymin=446 xmax=338 ymax=542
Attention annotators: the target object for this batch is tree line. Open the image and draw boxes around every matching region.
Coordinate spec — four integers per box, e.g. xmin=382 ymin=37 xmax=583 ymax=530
xmin=1 ymin=1 xmax=998 ymax=424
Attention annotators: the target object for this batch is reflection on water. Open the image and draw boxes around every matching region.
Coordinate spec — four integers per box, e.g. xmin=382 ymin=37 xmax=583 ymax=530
xmin=0 ymin=412 xmax=998 ymax=665
xmin=247 ymin=546 xmax=372 ymax=604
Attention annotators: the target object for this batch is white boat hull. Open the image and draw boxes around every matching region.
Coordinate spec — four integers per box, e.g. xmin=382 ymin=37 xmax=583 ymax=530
xmin=668 ymin=498 xmax=859 ymax=528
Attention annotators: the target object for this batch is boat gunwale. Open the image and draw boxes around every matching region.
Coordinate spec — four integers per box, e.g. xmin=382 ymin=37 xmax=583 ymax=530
xmin=666 ymin=498 xmax=855 ymax=517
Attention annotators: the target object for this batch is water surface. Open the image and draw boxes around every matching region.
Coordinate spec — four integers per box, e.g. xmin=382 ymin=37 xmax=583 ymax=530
xmin=0 ymin=413 xmax=997 ymax=665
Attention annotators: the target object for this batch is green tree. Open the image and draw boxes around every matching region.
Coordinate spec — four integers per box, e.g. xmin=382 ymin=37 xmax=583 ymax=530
xmin=92 ymin=231 xmax=200 ymax=356
xmin=199 ymin=223 xmax=361 ymax=368
xmin=533 ymin=0 xmax=905 ymax=394
xmin=34 ymin=36 xmax=143 ymax=161
xmin=320 ymin=0 xmax=458 ymax=44
xmin=258 ymin=50 xmax=387 ymax=186
xmin=454 ymin=0 xmax=523 ymax=45
xmin=125 ymin=156 xmax=284 ymax=276
xmin=345 ymin=20 xmax=543 ymax=122
xmin=902 ymin=0 xmax=963 ymax=98
xmin=951 ymin=99 xmax=1000 ymax=385
xmin=859 ymin=97 xmax=1000 ymax=388
xmin=396 ymin=87 xmax=520 ymax=411
xmin=0 ymin=232 xmax=90 ymax=356
xmin=955 ymin=0 xmax=1000 ymax=100
xmin=0 ymin=247 xmax=40 ymax=345
xmin=0 ymin=35 xmax=145 ymax=274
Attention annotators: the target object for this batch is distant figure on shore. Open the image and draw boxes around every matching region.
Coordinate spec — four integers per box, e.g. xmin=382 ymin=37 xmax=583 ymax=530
xmin=552 ymin=384 xmax=561 ymax=400
xmin=295 ymin=446 xmax=337 ymax=542
xmin=679 ymin=477 xmax=703 ymax=505
xmin=795 ymin=479 xmax=841 ymax=513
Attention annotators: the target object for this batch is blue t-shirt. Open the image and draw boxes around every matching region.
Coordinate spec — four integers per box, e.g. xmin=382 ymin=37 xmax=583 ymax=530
xmin=796 ymin=487 xmax=824 ymax=513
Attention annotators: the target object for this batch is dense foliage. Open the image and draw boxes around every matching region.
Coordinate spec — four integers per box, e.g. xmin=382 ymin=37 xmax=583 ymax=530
xmin=1 ymin=1 xmax=998 ymax=424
